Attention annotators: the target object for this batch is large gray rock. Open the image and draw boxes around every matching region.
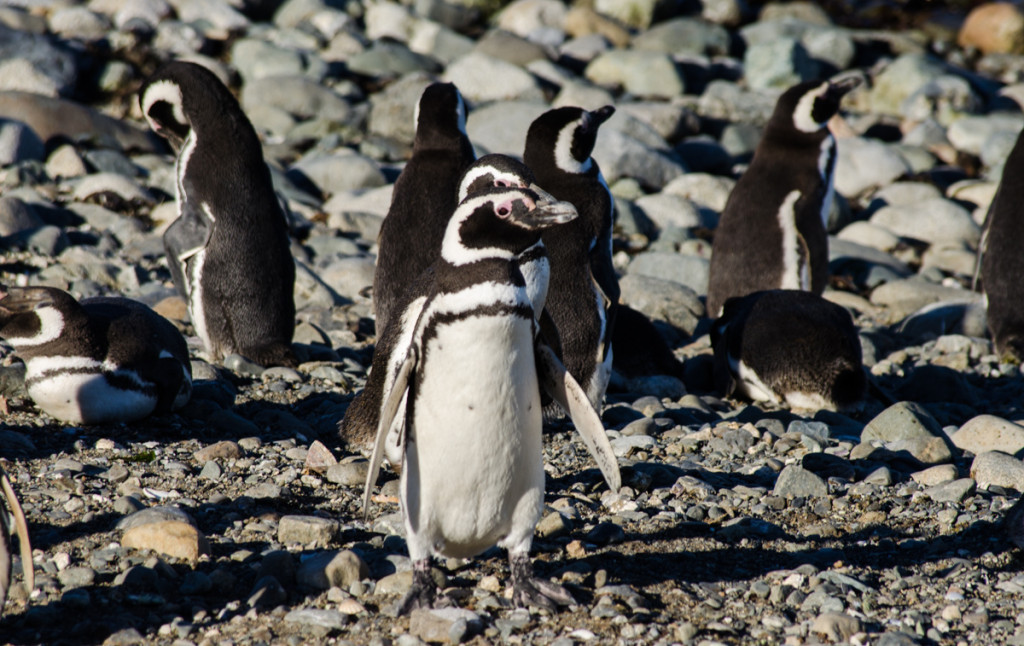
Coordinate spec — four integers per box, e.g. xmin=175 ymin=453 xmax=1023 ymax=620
xmin=627 ymin=252 xmax=710 ymax=296
xmin=743 ymin=38 xmax=818 ymax=90
xmin=593 ymin=129 xmax=686 ymax=189
xmin=618 ymin=273 xmax=705 ymax=335
xmin=864 ymin=53 xmax=947 ymax=117
xmin=632 ymin=17 xmax=731 ymax=57
xmin=0 ymin=23 xmax=78 ymax=97
xmin=971 ymin=451 xmax=1024 ymax=492
xmin=465 ymin=100 xmax=547 ymax=156
xmin=367 ymin=73 xmax=434 ymax=143
xmin=953 ymin=416 xmax=1024 ymax=457
xmin=834 ymin=137 xmax=910 ymax=197
xmin=773 ymin=464 xmax=829 ymax=498
xmin=240 ymin=77 xmax=354 ymax=123
xmin=584 ymin=50 xmax=685 ymax=99
xmin=443 ymin=52 xmax=545 ymax=103
xmin=289 ymin=151 xmax=387 ymax=196
xmin=869 ymin=198 xmax=980 ymax=246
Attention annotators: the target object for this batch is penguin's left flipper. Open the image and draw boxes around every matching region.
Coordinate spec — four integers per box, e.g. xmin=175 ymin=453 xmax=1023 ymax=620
xmin=362 ymin=346 xmax=418 ymax=520
xmin=164 ymin=203 xmax=212 ymax=293
xmin=1 ymin=466 xmax=32 ymax=597
xmin=535 ymin=342 xmax=621 ymax=492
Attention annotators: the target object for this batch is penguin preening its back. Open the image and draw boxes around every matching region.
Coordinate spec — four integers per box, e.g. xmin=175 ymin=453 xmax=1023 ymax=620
xmin=140 ymin=61 xmax=297 ymax=368
xmin=711 ymin=289 xmax=866 ymax=412
xmin=373 ymin=82 xmax=475 ymax=336
xmin=0 ymin=286 xmax=192 ymax=424
xmin=978 ymin=104 xmax=1024 ymax=361
xmin=706 ymin=76 xmax=861 ymax=318
xmin=360 ymin=185 xmax=619 ymax=614
xmin=340 ymin=155 xmax=549 ymax=459
xmin=524 ymin=105 xmax=619 ymax=410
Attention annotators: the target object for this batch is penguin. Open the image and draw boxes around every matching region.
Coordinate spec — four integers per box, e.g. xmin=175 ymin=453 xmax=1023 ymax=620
xmin=706 ymin=76 xmax=862 ymax=318
xmin=140 ymin=61 xmax=297 ymax=368
xmin=710 ymin=289 xmax=866 ymax=412
xmin=0 ymin=464 xmax=32 ymax=615
xmin=340 ymin=154 xmax=553 ymax=462
xmin=360 ymin=185 xmax=620 ymax=614
xmin=0 ymin=286 xmax=193 ymax=424
xmin=977 ymin=109 xmax=1024 ymax=361
xmin=373 ymin=81 xmax=475 ymax=336
xmin=523 ymin=105 xmax=619 ymax=411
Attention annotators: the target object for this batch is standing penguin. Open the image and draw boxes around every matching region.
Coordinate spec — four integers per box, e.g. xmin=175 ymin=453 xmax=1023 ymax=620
xmin=340 ymin=155 xmax=551 ymax=462
xmin=0 ymin=286 xmax=192 ymax=424
xmin=711 ymin=290 xmax=866 ymax=412
xmin=140 ymin=61 xmax=297 ymax=367
xmin=706 ymin=76 xmax=861 ymax=317
xmin=361 ymin=185 xmax=620 ymax=613
xmin=978 ymin=103 xmax=1024 ymax=361
xmin=523 ymin=105 xmax=619 ymax=410
xmin=0 ymin=464 xmax=32 ymax=615
xmin=373 ymin=82 xmax=475 ymax=336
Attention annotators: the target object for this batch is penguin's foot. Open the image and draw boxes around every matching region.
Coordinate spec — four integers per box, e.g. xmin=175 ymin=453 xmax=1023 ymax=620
xmin=509 ymin=552 xmax=575 ymax=611
xmin=397 ymin=559 xmax=438 ymax=615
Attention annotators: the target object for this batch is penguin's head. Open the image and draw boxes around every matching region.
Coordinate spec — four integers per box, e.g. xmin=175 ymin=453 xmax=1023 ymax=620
xmin=0 ymin=286 xmax=77 ymax=349
xmin=785 ymin=76 xmax=862 ymax=134
xmin=413 ymin=82 xmax=469 ymax=148
xmin=457 ymin=154 xmax=538 ymax=202
xmin=140 ymin=61 xmax=238 ymax=148
xmin=441 ymin=186 xmax=578 ymax=265
xmin=524 ymin=105 xmax=615 ymax=175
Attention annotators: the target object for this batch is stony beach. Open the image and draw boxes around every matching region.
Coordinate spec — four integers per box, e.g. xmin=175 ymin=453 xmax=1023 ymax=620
xmin=4 ymin=0 xmax=1024 ymax=644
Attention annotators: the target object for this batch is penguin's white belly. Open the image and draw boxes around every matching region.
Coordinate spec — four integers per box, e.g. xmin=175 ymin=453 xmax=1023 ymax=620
xmin=733 ymin=358 xmax=781 ymax=405
xmin=25 ymin=358 xmax=156 ymax=424
xmin=403 ymin=314 xmax=544 ymax=559
xmin=186 ymin=249 xmax=212 ymax=353
xmin=584 ymin=283 xmax=611 ymax=409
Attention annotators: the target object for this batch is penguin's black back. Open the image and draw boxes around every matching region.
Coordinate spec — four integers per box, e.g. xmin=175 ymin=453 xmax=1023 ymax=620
xmin=373 ymin=82 xmax=475 ymax=335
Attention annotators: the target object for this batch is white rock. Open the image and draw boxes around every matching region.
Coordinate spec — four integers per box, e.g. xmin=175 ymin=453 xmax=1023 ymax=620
xmin=443 ymin=52 xmax=545 ymax=103
xmin=834 ymin=137 xmax=910 ymax=197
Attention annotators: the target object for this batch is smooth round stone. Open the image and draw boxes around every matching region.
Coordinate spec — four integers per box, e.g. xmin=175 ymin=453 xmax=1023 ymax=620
xmin=49 ymin=6 xmax=111 ymax=40
xmin=834 ymin=137 xmax=910 ymax=197
xmin=634 ymin=193 xmax=711 ymax=231
xmin=863 ymin=401 xmax=945 ymax=443
xmin=836 ymin=221 xmax=901 ymax=252
xmin=802 ymin=26 xmax=856 ymax=71
xmin=367 ymin=73 xmax=433 ymax=143
xmin=231 ymin=38 xmax=307 ymax=83
xmin=552 ymin=80 xmax=616 ymax=111
xmin=442 ymin=52 xmax=545 ymax=103
xmin=474 ymin=29 xmax=550 ymax=67
xmin=289 ymin=152 xmax=387 ymax=196
xmin=241 ymin=77 xmax=354 ymax=123
xmin=633 ymin=17 xmax=730 ymax=56
xmin=662 ymin=173 xmax=735 ymax=213
xmin=71 ymin=172 xmax=154 ymax=204
xmin=408 ymin=19 xmax=475 ymax=65
xmin=946 ymin=112 xmax=1023 ymax=157
xmin=911 ymin=464 xmax=959 ymax=486
xmin=45 ymin=143 xmax=88 ymax=178
xmin=921 ymin=243 xmax=978 ymax=276
xmin=0 ymin=118 xmax=44 ymax=165
xmin=953 ymin=415 xmax=1024 ymax=456
xmin=177 ymin=0 xmax=249 ymax=32
xmin=364 ymin=0 xmax=414 ymax=41
xmin=971 ymin=451 xmax=1024 ymax=492
xmin=0 ymin=196 xmax=42 ymax=237
xmin=616 ymin=101 xmax=699 ymax=144
xmin=347 ymin=40 xmax=442 ymax=78
xmin=495 ymin=0 xmax=568 ymax=37
xmin=0 ymin=23 xmax=79 ymax=97
xmin=584 ymin=50 xmax=685 ymax=99
xmin=698 ymin=80 xmax=778 ymax=126
xmin=627 ymin=252 xmax=709 ymax=296
xmin=465 ymin=100 xmax=547 ymax=156
xmin=869 ymin=198 xmax=979 ymax=246
xmin=594 ymin=0 xmax=657 ymax=28
xmin=901 ymin=74 xmax=980 ymax=126
xmin=560 ymin=32 xmax=614 ymax=64
xmin=959 ymin=2 xmax=1024 ymax=55
xmin=618 ymin=273 xmax=704 ymax=335
xmin=864 ymin=53 xmax=947 ymax=117
xmin=593 ymin=128 xmax=686 ymax=189
xmin=743 ymin=38 xmax=818 ymax=90
xmin=773 ymin=465 xmax=828 ymax=498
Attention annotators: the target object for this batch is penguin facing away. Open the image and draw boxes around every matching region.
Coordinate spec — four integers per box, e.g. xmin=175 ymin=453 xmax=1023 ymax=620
xmin=706 ymin=76 xmax=861 ymax=318
xmin=373 ymin=81 xmax=475 ymax=336
xmin=0 ymin=286 xmax=193 ymax=424
xmin=523 ymin=105 xmax=619 ymax=411
xmin=361 ymin=185 xmax=620 ymax=614
xmin=0 ymin=465 xmax=32 ymax=615
xmin=711 ymin=289 xmax=866 ymax=412
xmin=978 ymin=108 xmax=1024 ymax=361
xmin=340 ymin=155 xmax=553 ymax=464
xmin=140 ymin=61 xmax=297 ymax=368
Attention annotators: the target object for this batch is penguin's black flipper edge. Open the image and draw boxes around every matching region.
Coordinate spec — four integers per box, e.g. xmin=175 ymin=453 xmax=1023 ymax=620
xmin=536 ymin=341 xmax=621 ymax=492
xmin=163 ymin=203 xmax=212 ymax=294
xmin=1 ymin=466 xmax=32 ymax=597
xmin=362 ymin=345 xmax=418 ymax=520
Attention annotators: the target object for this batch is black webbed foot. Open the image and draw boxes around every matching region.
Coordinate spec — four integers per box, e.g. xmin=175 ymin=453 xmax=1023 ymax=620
xmin=509 ymin=552 xmax=575 ymax=611
xmin=397 ymin=559 xmax=439 ymax=615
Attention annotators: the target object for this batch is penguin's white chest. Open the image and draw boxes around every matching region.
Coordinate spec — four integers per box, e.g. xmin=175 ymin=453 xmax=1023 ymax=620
xmin=403 ymin=313 xmax=544 ymax=559
xmin=186 ymin=248 xmax=211 ymax=351
xmin=24 ymin=356 xmax=157 ymax=424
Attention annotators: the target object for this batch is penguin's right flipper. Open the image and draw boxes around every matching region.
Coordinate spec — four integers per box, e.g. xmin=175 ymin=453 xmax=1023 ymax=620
xmin=362 ymin=345 xmax=417 ymax=520
xmin=163 ymin=202 xmax=212 ymax=295
xmin=536 ymin=342 xmax=620 ymax=492
xmin=0 ymin=466 xmax=32 ymax=598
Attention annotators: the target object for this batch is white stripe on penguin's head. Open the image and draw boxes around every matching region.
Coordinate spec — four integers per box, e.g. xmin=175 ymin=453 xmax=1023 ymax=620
xmin=554 ymin=114 xmax=593 ymax=174
xmin=441 ymin=192 xmax=524 ymax=266
xmin=142 ymin=79 xmax=188 ymax=134
xmin=792 ymin=81 xmax=831 ymax=133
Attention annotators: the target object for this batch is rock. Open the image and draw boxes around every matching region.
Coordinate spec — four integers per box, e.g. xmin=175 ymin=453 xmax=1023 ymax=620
xmin=0 ymin=119 xmax=44 ymax=165
xmin=743 ymin=38 xmax=818 ymax=90
xmin=617 ymin=274 xmax=704 ymax=335
xmin=278 ymin=515 xmax=340 ymax=547
xmin=495 ymin=0 xmax=567 ymax=37
xmin=194 ymin=440 xmax=242 ymax=463
xmin=773 ymin=465 xmax=829 ymax=498
xmin=971 ymin=451 xmax=1024 ymax=491
xmin=662 ymin=173 xmax=735 ymax=213
xmin=812 ymin=612 xmax=863 ymax=642
xmin=240 ymin=77 xmax=354 ymax=123
xmin=863 ymin=402 xmax=946 ymax=443
xmin=289 ymin=151 xmax=388 ymax=196
xmin=536 ymin=511 xmax=572 ymax=538
xmin=0 ymin=196 xmax=42 ymax=237
xmin=296 ymin=550 xmax=370 ymax=590
xmin=834 ymin=137 xmax=910 ymax=197
xmin=584 ymin=50 xmax=685 ymax=99
xmin=627 ymin=252 xmax=710 ymax=296
xmin=870 ymin=198 xmax=980 ymax=246
xmin=443 ymin=52 xmax=545 ymax=103
xmin=633 ymin=17 xmax=731 ymax=57
xmin=592 ymin=128 xmax=686 ymax=189
xmin=284 ymin=608 xmax=349 ymax=631
xmin=925 ymin=478 xmax=976 ymax=503
xmin=375 ymin=570 xmax=413 ymax=597
xmin=409 ymin=608 xmax=481 ymax=644
xmin=249 ymin=575 xmax=289 ymax=608
xmin=326 ymin=460 xmax=368 ymax=486
xmin=122 ymin=520 xmax=210 ymax=561
xmin=634 ymin=193 xmax=711 ymax=230
xmin=866 ymin=53 xmax=947 ymax=118
xmin=953 ymin=415 xmax=1024 ymax=456
xmin=564 ymin=6 xmax=631 ymax=48
xmin=959 ymin=3 xmax=1024 ymax=55
xmin=911 ymin=464 xmax=958 ymax=486
xmin=116 ymin=506 xmax=196 ymax=531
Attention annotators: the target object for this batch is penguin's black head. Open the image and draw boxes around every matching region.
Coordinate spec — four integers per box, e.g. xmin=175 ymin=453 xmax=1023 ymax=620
xmin=0 ymin=286 xmax=78 ymax=348
xmin=441 ymin=186 xmax=577 ymax=265
xmin=780 ymin=76 xmax=862 ymax=134
xmin=413 ymin=82 xmax=468 ymax=149
xmin=140 ymin=61 xmax=239 ymax=148
xmin=524 ymin=105 xmax=615 ymax=175
xmin=457 ymin=154 xmax=538 ymax=202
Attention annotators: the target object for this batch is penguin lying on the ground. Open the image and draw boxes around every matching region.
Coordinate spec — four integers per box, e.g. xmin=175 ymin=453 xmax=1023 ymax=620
xmin=706 ymin=76 xmax=861 ymax=317
xmin=0 ymin=464 xmax=32 ymax=615
xmin=524 ymin=105 xmax=619 ymax=412
xmin=361 ymin=185 xmax=620 ymax=614
xmin=373 ymin=82 xmax=475 ymax=336
xmin=711 ymin=289 xmax=866 ymax=412
xmin=340 ymin=154 xmax=553 ymax=461
xmin=140 ymin=61 xmax=297 ymax=367
xmin=0 ymin=286 xmax=192 ymax=424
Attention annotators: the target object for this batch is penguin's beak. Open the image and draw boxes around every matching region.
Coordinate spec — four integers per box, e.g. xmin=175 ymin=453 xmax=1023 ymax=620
xmin=522 ymin=184 xmax=578 ymax=227
xmin=589 ymin=105 xmax=616 ymax=126
xmin=827 ymin=76 xmax=862 ymax=100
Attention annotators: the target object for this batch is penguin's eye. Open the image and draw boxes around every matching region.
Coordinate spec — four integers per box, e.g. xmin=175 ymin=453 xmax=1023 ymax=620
xmin=495 ymin=201 xmax=513 ymax=218
xmin=494 ymin=179 xmax=510 ymax=187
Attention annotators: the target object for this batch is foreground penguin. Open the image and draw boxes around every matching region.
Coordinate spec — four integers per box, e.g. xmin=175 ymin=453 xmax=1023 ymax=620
xmin=0 ymin=464 xmax=32 ymax=615
xmin=706 ymin=76 xmax=861 ymax=317
xmin=373 ymin=82 xmax=475 ymax=336
xmin=0 ymin=286 xmax=192 ymax=424
xmin=361 ymin=185 xmax=621 ymax=613
xmin=340 ymin=155 xmax=553 ymax=463
xmin=978 ymin=108 xmax=1024 ymax=361
xmin=140 ymin=61 xmax=297 ymax=367
xmin=711 ymin=290 xmax=865 ymax=412
xmin=523 ymin=105 xmax=619 ymax=410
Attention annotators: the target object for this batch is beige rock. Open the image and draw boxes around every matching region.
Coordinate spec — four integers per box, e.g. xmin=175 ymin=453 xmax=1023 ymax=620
xmin=953 ymin=415 xmax=1024 ymax=456
xmin=958 ymin=3 xmax=1024 ymax=55
xmin=564 ymin=6 xmax=630 ymax=48
xmin=195 ymin=440 xmax=243 ymax=463
xmin=152 ymin=296 xmax=189 ymax=323
xmin=122 ymin=520 xmax=210 ymax=561
xmin=911 ymin=464 xmax=958 ymax=487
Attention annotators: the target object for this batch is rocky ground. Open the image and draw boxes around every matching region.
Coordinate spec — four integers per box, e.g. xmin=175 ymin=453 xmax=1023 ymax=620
xmin=5 ymin=0 xmax=1024 ymax=644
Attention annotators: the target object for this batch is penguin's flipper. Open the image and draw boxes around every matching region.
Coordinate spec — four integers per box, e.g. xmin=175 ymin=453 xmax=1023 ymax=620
xmin=362 ymin=345 xmax=418 ymax=520
xmin=0 ymin=466 xmax=32 ymax=596
xmin=536 ymin=341 xmax=621 ymax=492
xmin=163 ymin=203 xmax=212 ymax=295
